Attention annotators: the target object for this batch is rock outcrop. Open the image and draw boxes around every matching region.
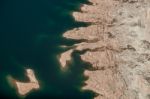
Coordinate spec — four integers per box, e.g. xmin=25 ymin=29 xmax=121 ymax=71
xmin=60 ymin=0 xmax=150 ymax=99
xmin=9 ymin=69 xmax=40 ymax=96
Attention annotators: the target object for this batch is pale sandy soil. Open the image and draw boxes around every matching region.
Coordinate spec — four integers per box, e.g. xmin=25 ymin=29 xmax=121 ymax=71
xmin=60 ymin=0 xmax=150 ymax=99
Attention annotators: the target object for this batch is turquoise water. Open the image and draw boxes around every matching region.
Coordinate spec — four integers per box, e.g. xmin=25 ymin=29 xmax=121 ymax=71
xmin=0 ymin=0 xmax=96 ymax=99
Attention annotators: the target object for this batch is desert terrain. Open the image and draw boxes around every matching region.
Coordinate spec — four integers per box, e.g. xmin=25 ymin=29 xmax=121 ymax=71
xmin=60 ymin=0 xmax=150 ymax=99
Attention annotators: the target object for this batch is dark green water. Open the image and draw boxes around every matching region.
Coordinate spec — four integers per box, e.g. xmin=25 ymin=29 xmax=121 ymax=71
xmin=0 ymin=0 xmax=96 ymax=99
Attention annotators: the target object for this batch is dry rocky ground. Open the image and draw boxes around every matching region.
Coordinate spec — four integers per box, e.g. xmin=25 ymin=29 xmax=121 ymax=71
xmin=8 ymin=69 xmax=39 ymax=96
xmin=60 ymin=0 xmax=150 ymax=99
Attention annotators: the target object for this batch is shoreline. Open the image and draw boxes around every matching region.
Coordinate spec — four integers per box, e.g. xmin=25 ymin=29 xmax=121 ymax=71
xmin=7 ymin=69 xmax=40 ymax=97
xmin=60 ymin=0 xmax=150 ymax=98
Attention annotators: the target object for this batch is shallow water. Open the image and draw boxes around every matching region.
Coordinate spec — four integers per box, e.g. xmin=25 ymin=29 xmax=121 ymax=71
xmin=0 ymin=0 xmax=95 ymax=99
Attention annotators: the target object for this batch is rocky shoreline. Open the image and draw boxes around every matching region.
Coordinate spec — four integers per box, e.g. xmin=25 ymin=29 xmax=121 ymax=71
xmin=60 ymin=0 xmax=150 ymax=99
xmin=8 ymin=69 xmax=40 ymax=97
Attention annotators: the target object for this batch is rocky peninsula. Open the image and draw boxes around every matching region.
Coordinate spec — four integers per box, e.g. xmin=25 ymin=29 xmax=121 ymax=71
xmin=60 ymin=0 xmax=150 ymax=99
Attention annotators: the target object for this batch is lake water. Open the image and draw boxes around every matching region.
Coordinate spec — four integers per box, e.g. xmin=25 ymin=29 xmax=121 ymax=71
xmin=0 ymin=0 xmax=96 ymax=99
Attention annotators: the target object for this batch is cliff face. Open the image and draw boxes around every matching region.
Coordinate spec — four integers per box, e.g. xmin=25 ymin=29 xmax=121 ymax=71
xmin=60 ymin=0 xmax=150 ymax=99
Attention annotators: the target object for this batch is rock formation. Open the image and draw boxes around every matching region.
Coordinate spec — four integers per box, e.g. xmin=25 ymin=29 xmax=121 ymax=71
xmin=9 ymin=69 xmax=40 ymax=96
xmin=60 ymin=0 xmax=150 ymax=99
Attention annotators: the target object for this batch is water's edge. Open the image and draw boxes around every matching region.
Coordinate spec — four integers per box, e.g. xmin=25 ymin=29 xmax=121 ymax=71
xmin=0 ymin=0 xmax=95 ymax=99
